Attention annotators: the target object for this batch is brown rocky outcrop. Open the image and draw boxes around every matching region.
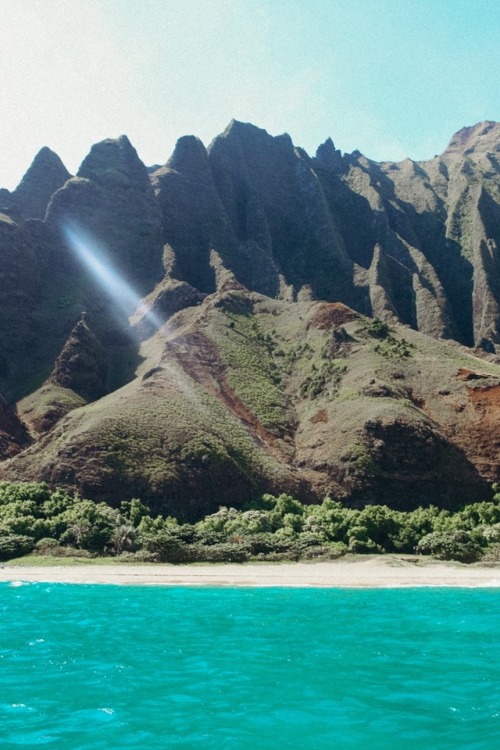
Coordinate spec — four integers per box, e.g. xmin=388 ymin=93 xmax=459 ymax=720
xmin=132 ymin=278 xmax=206 ymax=339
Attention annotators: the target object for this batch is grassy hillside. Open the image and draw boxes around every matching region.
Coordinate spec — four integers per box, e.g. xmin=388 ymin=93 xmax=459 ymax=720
xmin=2 ymin=289 xmax=500 ymax=517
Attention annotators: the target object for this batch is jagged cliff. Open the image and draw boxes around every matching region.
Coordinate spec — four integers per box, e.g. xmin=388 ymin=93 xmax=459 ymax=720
xmin=146 ymin=120 xmax=500 ymax=349
xmin=0 ymin=120 xmax=499 ymax=517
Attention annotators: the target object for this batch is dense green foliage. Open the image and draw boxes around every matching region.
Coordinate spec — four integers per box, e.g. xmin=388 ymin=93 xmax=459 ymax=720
xmin=1 ymin=481 xmax=500 ymax=563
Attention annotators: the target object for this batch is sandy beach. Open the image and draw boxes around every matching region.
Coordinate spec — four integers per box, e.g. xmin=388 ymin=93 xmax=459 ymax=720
xmin=1 ymin=556 xmax=500 ymax=587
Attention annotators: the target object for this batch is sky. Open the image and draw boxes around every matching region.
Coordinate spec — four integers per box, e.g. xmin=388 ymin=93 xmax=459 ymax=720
xmin=0 ymin=0 xmax=498 ymax=190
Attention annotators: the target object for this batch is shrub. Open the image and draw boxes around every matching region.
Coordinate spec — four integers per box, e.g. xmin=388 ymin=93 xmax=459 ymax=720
xmin=303 ymin=499 xmax=354 ymax=543
xmin=355 ymin=505 xmax=402 ymax=552
xmin=300 ymin=544 xmax=346 ymax=560
xmin=35 ymin=537 xmax=62 ymax=554
xmin=0 ymin=534 xmax=35 ymax=561
xmin=34 ymin=538 xmax=93 ymax=558
xmin=108 ymin=524 xmax=137 ymax=555
xmin=481 ymin=544 xmax=500 ymax=563
xmin=357 ymin=318 xmax=390 ymax=339
xmin=120 ymin=498 xmax=150 ymax=526
xmin=418 ymin=531 xmax=482 ymax=563
xmin=185 ymin=543 xmax=249 ymax=563
xmin=140 ymin=531 xmax=189 ymax=563
xmin=0 ymin=481 xmax=51 ymax=506
xmin=242 ymin=533 xmax=287 ymax=556
xmin=348 ymin=535 xmax=384 ymax=554
xmin=477 ymin=524 xmax=500 ymax=545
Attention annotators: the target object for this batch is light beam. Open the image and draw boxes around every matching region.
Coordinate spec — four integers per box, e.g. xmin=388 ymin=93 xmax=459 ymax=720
xmin=61 ymin=220 xmax=164 ymax=334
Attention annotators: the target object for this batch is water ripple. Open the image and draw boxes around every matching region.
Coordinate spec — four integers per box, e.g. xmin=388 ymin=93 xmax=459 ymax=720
xmin=0 ymin=584 xmax=499 ymax=748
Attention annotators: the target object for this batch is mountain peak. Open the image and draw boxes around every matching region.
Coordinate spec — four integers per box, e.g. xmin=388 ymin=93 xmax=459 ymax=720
xmin=215 ymin=120 xmax=293 ymax=149
xmin=315 ymin=137 xmax=343 ymax=170
xmin=13 ymin=147 xmax=71 ymax=219
xmin=77 ymin=135 xmax=149 ymax=185
xmin=444 ymin=120 xmax=500 ymax=155
xmin=165 ymin=135 xmax=209 ymax=175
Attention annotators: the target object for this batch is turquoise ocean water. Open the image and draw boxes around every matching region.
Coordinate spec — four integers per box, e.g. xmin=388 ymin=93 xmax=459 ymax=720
xmin=0 ymin=583 xmax=499 ymax=749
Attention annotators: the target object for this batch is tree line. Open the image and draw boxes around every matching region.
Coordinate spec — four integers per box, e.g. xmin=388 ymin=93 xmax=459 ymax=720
xmin=1 ymin=481 xmax=500 ymax=564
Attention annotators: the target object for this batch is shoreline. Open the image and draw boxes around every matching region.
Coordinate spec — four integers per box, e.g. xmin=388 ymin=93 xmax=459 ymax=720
xmin=1 ymin=556 xmax=500 ymax=588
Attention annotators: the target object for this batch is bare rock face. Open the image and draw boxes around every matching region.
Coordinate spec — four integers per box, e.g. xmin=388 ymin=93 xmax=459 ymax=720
xmin=208 ymin=121 xmax=355 ymax=303
xmin=368 ymin=244 xmax=399 ymax=322
xmin=0 ymin=213 xmax=48 ymax=400
xmin=151 ymin=135 xmax=235 ymax=294
xmin=444 ymin=121 xmax=500 ymax=156
xmin=46 ymin=135 xmax=164 ymax=296
xmin=150 ymin=119 xmax=500 ymax=351
xmin=153 ymin=121 xmax=360 ymax=304
xmin=315 ymin=137 xmax=343 ymax=172
xmin=0 ymin=137 xmax=166 ymax=406
xmin=367 ymin=121 xmax=500 ymax=350
xmin=13 ymin=147 xmax=71 ymax=219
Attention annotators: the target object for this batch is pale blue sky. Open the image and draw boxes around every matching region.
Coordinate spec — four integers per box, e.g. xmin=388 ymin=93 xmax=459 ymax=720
xmin=0 ymin=0 xmax=498 ymax=190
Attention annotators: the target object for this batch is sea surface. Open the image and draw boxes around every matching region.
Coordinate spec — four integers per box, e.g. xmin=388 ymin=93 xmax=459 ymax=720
xmin=0 ymin=583 xmax=499 ymax=749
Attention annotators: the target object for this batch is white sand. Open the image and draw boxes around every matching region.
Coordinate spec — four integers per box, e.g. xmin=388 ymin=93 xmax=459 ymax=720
xmin=1 ymin=556 xmax=500 ymax=587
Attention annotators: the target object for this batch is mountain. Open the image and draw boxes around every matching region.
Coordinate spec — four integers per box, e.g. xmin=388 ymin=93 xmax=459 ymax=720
xmin=0 ymin=120 xmax=499 ymax=518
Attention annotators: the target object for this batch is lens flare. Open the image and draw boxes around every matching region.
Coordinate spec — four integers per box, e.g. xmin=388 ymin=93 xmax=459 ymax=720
xmin=61 ymin=220 xmax=164 ymax=333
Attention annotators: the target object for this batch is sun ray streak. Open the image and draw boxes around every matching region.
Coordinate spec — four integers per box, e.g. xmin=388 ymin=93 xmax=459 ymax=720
xmin=61 ymin=220 xmax=164 ymax=333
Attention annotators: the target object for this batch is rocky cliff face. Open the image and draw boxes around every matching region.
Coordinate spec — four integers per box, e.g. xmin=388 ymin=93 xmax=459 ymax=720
xmin=0 ymin=121 xmax=499 ymax=516
xmin=46 ymin=135 xmax=164 ymax=295
xmin=150 ymin=119 xmax=500 ymax=352
xmin=0 ymin=212 xmax=55 ymax=401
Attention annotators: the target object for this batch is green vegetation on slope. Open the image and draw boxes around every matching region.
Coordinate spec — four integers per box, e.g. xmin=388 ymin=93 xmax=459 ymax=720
xmin=209 ymin=301 xmax=296 ymax=435
xmin=4 ymin=290 xmax=500 ymax=514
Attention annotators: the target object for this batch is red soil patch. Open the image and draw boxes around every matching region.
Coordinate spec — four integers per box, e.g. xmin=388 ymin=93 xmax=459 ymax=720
xmin=310 ymin=409 xmax=328 ymax=424
xmin=457 ymin=368 xmax=489 ymax=381
xmin=170 ymin=330 xmax=292 ymax=464
xmin=469 ymin=384 xmax=500 ymax=408
xmin=454 ymin=384 xmax=500 ymax=481
xmin=307 ymin=302 xmax=360 ymax=330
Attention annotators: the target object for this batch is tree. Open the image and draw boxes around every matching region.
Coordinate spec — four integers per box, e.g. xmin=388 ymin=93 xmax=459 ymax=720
xmin=59 ymin=501 xmax=120 ymax=552
xmin=0 ymin=534 xmax=35 ymax=560
xmin=418 ymin=531 xmax=482 ymax=563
